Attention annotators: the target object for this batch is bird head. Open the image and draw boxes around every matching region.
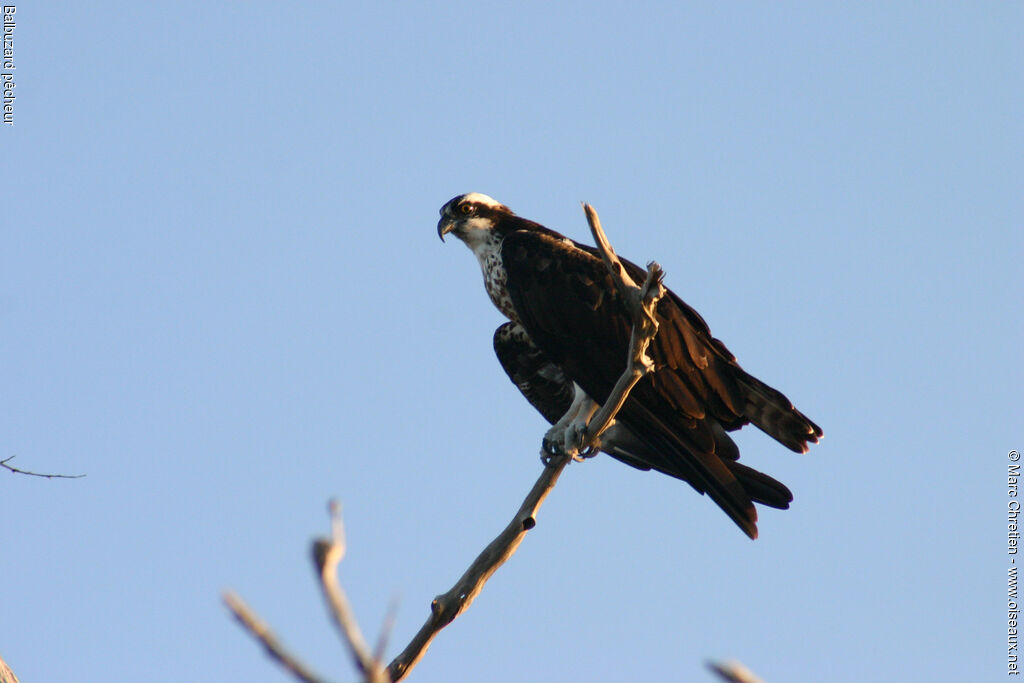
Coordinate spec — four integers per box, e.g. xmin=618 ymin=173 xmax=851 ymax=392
xmin=437 ymin=193 xmax=512 ymax=247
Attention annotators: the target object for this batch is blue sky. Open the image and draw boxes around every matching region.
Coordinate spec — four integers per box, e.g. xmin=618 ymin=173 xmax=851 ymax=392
xmin=3 ymin=2 xmax=1021 ymax=681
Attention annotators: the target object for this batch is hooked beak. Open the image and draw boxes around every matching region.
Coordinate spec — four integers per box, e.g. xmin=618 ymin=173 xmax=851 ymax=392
xmin=437 ymin=216 xmax=456 ymax=242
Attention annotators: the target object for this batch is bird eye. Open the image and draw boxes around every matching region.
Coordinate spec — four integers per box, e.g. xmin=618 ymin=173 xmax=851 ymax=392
xmin=459 ymin=203 xmax=473 ymax=215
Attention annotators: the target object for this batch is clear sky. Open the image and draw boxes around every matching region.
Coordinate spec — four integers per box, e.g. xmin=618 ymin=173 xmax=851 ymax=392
xmin=3 ymin=3 xmax=1021 ymax=682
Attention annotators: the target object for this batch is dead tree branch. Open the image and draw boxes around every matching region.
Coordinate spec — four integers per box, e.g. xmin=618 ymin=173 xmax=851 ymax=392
xmin=707 ymin=659 xmax=766 ymax=683
xmin=0 ymin=653 xmax=19 ymax=683
xmin=581 ymin=202 xmax=666 ymax=446
xmin=223 ymin=591 xmax=329 ymax=683
xmin=386 ymin=451 xmax=571 ymax=680
xmin=313 ymin=501 xmax=390 ymax=683
xmin=1 ymin=456 xmax=85 ymax=479
xmin=225 ymin=502 xmax=394 ymax=683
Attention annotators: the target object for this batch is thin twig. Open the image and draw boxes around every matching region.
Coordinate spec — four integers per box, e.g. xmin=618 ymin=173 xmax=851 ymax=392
xmin=312 ymin=501 xmax=389 ymax=683
xmin=1 ymin=456 xmax=85 ymax=479
xmin=387 ymin=203 xmax=664 ymax=681
xmin=374 ymin=596 xmax=401 ymax=664
xmin=223 ymin=591 xmax=329 ymax=683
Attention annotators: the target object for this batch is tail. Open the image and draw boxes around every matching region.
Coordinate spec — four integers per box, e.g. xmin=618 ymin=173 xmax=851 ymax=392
xmin=726 ymin=460 xmax=792 ymax=510
xmin=735 ymin=371 xmax=823 ymax=453
xmin=493 ymin=321 xmax=796 ymax=540
xmin=602 ymin=418 xmax=789 ymax=539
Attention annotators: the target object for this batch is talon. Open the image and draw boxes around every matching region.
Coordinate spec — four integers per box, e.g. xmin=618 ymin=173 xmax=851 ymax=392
xmin=540 ymin=437 xmax=564 ymax=465
xmin=569 ymin=423 xmax=589 ymax=453
xmin=542 ymin=387 xmax=602 ymax=465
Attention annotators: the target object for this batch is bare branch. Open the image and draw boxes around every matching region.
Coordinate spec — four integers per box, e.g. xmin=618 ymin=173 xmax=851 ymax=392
xmin=373 ymin=596 xmax=401 ymax=664
xmin=387 ymin=451 xmax=572 ymax=681
xmin=581 ymin=202 xmax=666 ymax=446
xmin=312 ymin=501 xmax=389 ymax=683
xmin=707 ymin=659 xmax=767 ymax=683
xmin=1 ymin=456 xmax=85 ymax=479
xmin=0 ymin=652 xmax=20 ymax=683
xmin=223 ymin=591 xmax=329 ymax=683
xmin=226 ymin=503 xmax=394 ymax=683
xmin=387 ymin=203 xmax=664 ymax=681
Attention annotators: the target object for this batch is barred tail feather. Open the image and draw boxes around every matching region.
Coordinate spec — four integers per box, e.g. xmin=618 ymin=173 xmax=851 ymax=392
xmin=736 ymin=371 xmax=823 ymax=453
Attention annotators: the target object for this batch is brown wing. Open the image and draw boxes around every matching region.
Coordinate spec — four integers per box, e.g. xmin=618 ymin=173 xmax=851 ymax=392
xmin=493 ymin=321 xmax=794 ymax=512
xmin=501 ymin=229 xmax=818 ymax=538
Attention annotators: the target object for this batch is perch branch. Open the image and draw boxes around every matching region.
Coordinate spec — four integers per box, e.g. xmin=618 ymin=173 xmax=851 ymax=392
xmin=223 ymin=591 xmax=329 ymax=683
xmin=386 ymin=203 xmax=664 ymax=680
xmin=581 ymin=202 xmax=666 ymax=446
xmin=386 ymin=451 xmax=571 ymax=681
xmin=1 ymin=456 xmax=85 ymax=479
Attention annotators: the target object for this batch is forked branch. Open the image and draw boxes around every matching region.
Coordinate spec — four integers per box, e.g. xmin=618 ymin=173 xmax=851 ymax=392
xmin=313 ymin=501 xmax=390 ymax=683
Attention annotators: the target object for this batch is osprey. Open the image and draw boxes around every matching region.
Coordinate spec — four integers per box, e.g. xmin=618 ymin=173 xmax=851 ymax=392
xmin=437 ymin=192 xmax=822 ymax=539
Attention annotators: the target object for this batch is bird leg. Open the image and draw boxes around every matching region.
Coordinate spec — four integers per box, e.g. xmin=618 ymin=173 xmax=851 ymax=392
xmin=541 ymin=385 xmax=603 ymax=464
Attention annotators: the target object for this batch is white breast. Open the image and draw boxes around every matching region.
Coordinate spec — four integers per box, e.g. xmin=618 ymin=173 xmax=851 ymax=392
xmin=469 ymin=232 xmax=519 ymax=323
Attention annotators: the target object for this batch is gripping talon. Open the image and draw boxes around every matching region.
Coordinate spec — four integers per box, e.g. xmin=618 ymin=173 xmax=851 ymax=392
xmin=540 ymin=437 xmax=563 ymax=465
xmin=540 ymin=385 xmax=602 ymax=464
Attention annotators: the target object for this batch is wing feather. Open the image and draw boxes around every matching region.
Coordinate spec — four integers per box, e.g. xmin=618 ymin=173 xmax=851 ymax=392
xmin=492 ymin=317 xmax=795 ymax=535
xmin=501 ymin=230 xmax=760 ymax=537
